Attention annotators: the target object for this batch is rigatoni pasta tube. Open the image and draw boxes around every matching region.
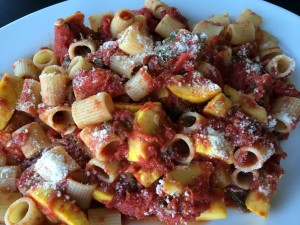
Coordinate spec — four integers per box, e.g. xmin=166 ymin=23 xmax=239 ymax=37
xmin=0 ymin=166 xmax=20 ymax=192
xmin=68 ymin=56 xmax=93 ymax=79
xmin=86 ymin=158 xmax=119 ymax=183
xmin=4 ymin=197 xmax=45 ymax=225
xmin=66 ymin=172 xmax=96 ymax=210
xmin=214 ymin=45 xmax=232 ymax=66
xmin=39 ymin=105 xmax=76 ymax=134
xmin=259 ymin=41 xmax=282 ymax=60
xmin=256 ymin=29 xmax=278 ymax=43
xmin=169 ymin=134 xmax=195 ymax=164
xmin=72 ymin=92 xmax=114 ymax=129
xmin=34 ymin=146 xmax=80 ymax=184
xmin=33 ymin=49 xmax=58 ymax=70
xmin=144 ymin=0 xmax=169 ymax=19
xmin=233 ymin=145 xmax=275 ymax=172
xmin=110 ymin=9 xmax=134 ymax=38
xmin=237 ymin=9 xmax=263 ymax=26
xmin=13 ymin=59 xmax=39 ymax=80
xmin=0 ymin=192 xmax=22 ymax=224
xmin=155 ymin=14 xmax=185 ymax=38
xmin=134 ymin=15 xmax=148 ymax=34
xmin=178 ymin=112 xmax=206 ymax=133
xmin=227 ymin=22 xmax=255 ymax=45
xmin=271 ymin=96 xmax=300 ymax=133
xmin=68 ymin=40 xmax=97 ymax=60
xmin=125 ymin=66 xmax=156 ymax=102
xmin=88 ymin=208 xmax=121 ymax=225
xmin=196 ymin=60 xmax=224 ymax=83
xmin=12 ymin=122 xmax=52 ymax=158
xmin=80 ymin=125 xmax=121 ymax=161
xmin=88 ymin=11 xmax=114 ymax=32
xmin=208 ymin=13 xmax=230 ymax=25
xmin=231 ymin=169 xmax=259 ymax=190
xmin=192 ymin=21 xmax=224 ymax=39
xmin=118 ymin=24 xmax=153 ymax=55
xmin=265 ymin=54 xmax=295 ymax=78
xmin=40 ymin=73 xmax=68 ymax=106
xmin=109 ymin=54 xmax=139 ymax=79
xmin=16 ymin=79 xmax=42 ymax=117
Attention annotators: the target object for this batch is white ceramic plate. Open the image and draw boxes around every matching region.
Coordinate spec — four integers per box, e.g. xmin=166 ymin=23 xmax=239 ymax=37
xmin=0 ymin=0 xmax=299 ymax=224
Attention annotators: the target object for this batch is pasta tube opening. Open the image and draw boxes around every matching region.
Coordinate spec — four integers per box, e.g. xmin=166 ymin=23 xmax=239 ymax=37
xmin=265 ymin=54 xmax=295 ymax=78
xmin=7 ymin=202 xmax=29 ymax=223
xmin=53 ymin=110 xmax=69 ymax=124
xmin=13 ymin=59 xmax=39 ymax=80
xmin=4 ymin=197 xmax=45 ymax=225
xmin=271 ymin=96 xmax=300 ymax=133
xmin=178 ymin=112 xmax=205 ymax=131
xmin=79 ymin=124 xmax=121 ymax=161
xmin=235 ymin=150 xmax=258 ymax=169
xmin=169 ymin=134 xmax=195 ymax=164
xmin=179 ymin=114 xmax=196 ymax=127
xmin=39 ymin=105 xmax=75 ymax=134
xmin=33 ymin=49 xmax=58 ymax=70
xmin=86 ymin=158 xmax=119 ymax=183
xmin=234 ymin=145 xmax=274 ymax=172
xmin=110 ymin=9 xmax=134 ymax=38
xmin=232 ymin=169 xmax=259 ymax=190
xmin=101 ymin=140 xmax=119 ymax=158
xmin=68 ymin=40 xmax=97 ymax=60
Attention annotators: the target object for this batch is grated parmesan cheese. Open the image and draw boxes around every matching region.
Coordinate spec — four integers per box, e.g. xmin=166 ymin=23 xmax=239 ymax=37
xmin=154 ymin=29 xmax=202 ymax=63
xmin=206 ymin=126 xmax=233 ymax=160
xmin=34 ymin=147 xmax=79 ymax=186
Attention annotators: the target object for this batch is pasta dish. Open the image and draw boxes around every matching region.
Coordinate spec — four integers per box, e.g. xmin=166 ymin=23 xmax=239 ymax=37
xmin=0 ymin=0 xmax=300 ymax=224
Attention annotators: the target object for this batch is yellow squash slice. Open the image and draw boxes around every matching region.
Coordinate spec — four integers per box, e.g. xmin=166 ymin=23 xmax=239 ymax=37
xmin=168 ymin=75 xmax=221 ymax=103
xmin=0 ymin=74 xmax=24 ymax=130
xmin=28 ymin=187 xmax=89 ymax=225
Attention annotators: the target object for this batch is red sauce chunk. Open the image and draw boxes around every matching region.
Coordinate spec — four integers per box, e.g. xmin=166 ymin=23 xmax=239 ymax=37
xmin=72 ymin=68 xmax=125 ymax=99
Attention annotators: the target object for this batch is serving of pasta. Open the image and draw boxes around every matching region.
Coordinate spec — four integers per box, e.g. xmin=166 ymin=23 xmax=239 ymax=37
xmin=0 ymin=0 xmax=300 ymax=224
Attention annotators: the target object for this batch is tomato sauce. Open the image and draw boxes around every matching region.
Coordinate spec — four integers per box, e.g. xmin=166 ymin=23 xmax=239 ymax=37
xmin=88 ymin=41 xmax=119 ymax=66
xmin=163 ymin=7 xmax=189 ymax=29
xmin=54 ymin=12 xmax=96 ymax=64
xmin=99 ymin=15 xmax=113 ymax=41
xmin=133 ymin=8 xmax=160 ymax=33
xmin=73 ymin=68 xmax=125 ymax=99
